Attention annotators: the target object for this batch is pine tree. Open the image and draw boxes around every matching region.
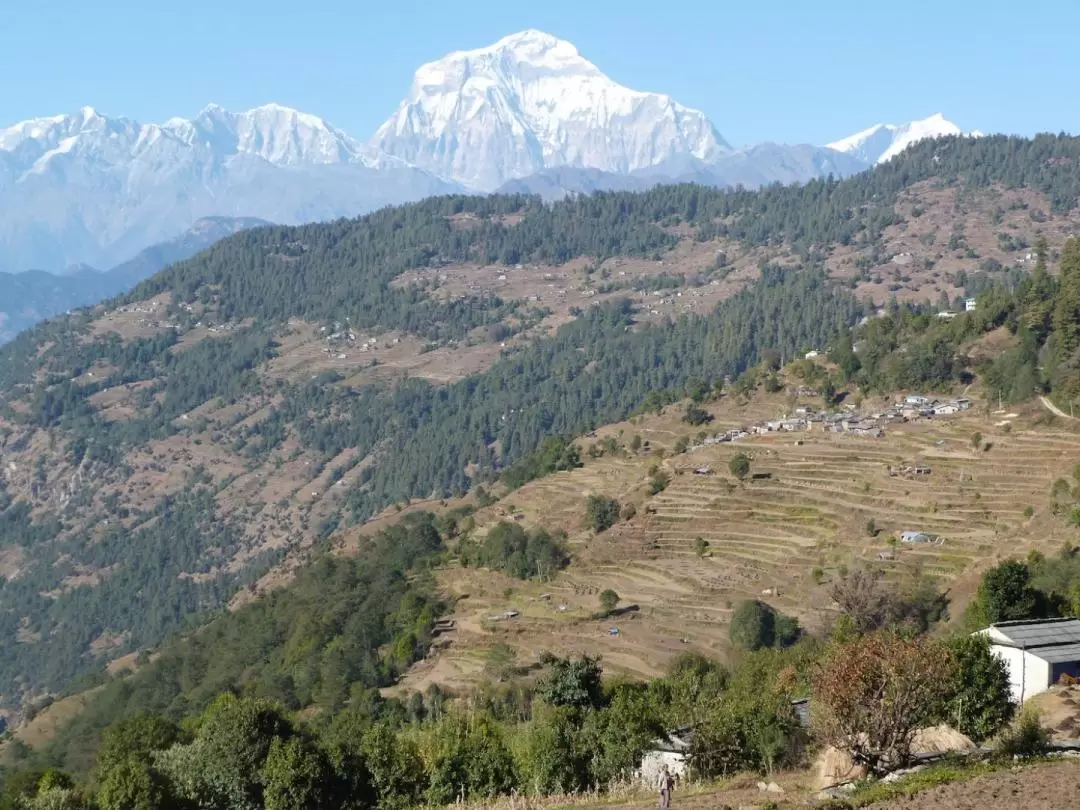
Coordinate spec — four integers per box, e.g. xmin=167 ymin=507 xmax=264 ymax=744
xmin=1052 ymin=240 xmax=1080 ymax=397
xmin=1023 ymin=235 xmax=1056 ymax=340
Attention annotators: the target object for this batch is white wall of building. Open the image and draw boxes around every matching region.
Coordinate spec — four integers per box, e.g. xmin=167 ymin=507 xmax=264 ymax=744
xmin=639 ymin=750 xmax=687 ymax=786
xmin=988 ymin=643 xmax=1052 ymax=703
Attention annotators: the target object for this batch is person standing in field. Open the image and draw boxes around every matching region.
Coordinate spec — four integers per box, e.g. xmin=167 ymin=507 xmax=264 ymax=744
xmin=657 ymin=763 xmax=674 ymax=810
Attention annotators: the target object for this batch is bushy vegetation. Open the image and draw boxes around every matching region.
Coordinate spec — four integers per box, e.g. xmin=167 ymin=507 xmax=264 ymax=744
xmin=1 ymin=569 xmax=1023 ymax=809
xmin=15 ymin=511 xmax=454 ymax=778
xmin=584 ymin=495 xmax=622 ymax=533
xmin=729 ymin=600 xmax=801 ymax=651
xmin=964 ymin=546 xmax=1080 ymax=627
xmin=463 ymin=521 xmax=569 ymax=581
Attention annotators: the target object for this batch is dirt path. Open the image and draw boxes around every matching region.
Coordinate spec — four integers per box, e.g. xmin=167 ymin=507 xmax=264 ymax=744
xmin=596 ymin=760 xmax=1080 ymax=810
xmin=865 ymin=760 xmax=1080 ymax=809
xmin=1040 ymin=396 xmax=1076 ymax=419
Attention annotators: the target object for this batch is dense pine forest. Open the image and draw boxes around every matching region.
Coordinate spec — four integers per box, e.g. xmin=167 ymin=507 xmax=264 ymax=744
xmin=2 ymin=133 xmax=1080 ymax=796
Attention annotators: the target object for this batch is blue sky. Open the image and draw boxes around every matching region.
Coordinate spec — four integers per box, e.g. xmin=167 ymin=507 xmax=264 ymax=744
xmin=4 ymin=0 xmax=1078 ymax=146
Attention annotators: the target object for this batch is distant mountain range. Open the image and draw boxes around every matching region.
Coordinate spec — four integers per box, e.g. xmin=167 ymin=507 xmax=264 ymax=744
xmin=0 ymin=217 xmax=268 ymax=344
xmin=0 ymin=29 xmax=978 ymax=279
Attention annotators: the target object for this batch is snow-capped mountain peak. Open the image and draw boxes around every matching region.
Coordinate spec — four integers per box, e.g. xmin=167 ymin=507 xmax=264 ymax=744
xmin=0 ymin=104 xmax=459 ymax=274
xmin=201 ymin=103 xmax=367 ymax=166
xmin=372 ymin=29 xmax=731 ymax=190
xmin=827 ymin=113 xmax=965 ymax=165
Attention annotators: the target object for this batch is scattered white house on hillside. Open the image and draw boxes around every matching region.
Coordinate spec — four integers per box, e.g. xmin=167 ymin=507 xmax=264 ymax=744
xmin=638 ymin=727 xmax=692 ymax=785
xmin=976 ymin=618 xmax=1080 ymax=703
xmin=965 ymin=298 xmax=977 ymax=312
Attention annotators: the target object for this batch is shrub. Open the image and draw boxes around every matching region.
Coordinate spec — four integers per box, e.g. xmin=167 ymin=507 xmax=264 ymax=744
xmin=682 ymin=404 xmax=712 ymax=426
xmin=995 ymin=709 xmax=1051 ymax=759
xmin=729 ymin=600 xmax=800 ymax=651
xmin=584 ymin=495 xmax=621 ymax=533
xmin=649 ymin=470 xmax=671 ymax=495
xmin=940 ymin=634 xmax=1014 ymax=742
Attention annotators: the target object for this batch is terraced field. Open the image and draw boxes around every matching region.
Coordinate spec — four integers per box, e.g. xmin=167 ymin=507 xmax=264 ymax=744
xmin=393 ymin=394 xmax=1080 ymax=694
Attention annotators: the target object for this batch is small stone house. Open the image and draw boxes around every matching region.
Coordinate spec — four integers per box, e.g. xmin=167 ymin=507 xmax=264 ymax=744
xmin=638 ymin=727 xmax=692 ymax=785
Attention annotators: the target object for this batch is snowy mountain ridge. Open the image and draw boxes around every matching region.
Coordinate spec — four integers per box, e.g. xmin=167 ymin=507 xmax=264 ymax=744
xmin=0 ymin=29 xmax=983 ymax=275
xmin=0 ymin=102 xmax=386 ymax=176
xmin=371 ymin=29 xmax=731 ymax=190
xmin=0 ymin=103 xmax=457 ymax=274
xmin=826 ymin=113 xmax=976 ymax=165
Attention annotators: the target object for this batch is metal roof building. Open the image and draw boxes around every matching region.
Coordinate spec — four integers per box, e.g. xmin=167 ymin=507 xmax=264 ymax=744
xmin=977 ymin=618 xmax=1080 ymax=702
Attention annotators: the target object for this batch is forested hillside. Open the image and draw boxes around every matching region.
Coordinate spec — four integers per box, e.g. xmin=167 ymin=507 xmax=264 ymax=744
xmin=1 ymin=133 xmax=1080 ymax=718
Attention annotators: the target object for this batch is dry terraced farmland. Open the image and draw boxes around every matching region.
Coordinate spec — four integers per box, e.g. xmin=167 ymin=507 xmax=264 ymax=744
xmin=392 ymin=393 xmax=1080 ymax=694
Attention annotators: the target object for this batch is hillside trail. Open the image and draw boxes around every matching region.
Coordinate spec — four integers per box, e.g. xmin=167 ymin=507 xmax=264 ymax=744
xmin=1040 ymin=396 xmax=1076 ymax=419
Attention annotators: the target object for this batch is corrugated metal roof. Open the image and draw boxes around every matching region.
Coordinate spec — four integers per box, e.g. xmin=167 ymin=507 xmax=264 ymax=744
xmin=990 ymin=618 xmax=1080 ymax=648
xmin=1033 ymin=642 xmax=1080 ymax=664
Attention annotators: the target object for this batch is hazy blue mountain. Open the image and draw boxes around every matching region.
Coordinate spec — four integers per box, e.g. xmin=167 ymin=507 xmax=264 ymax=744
xmin=0 ymin=216 xmax=269 ymax=344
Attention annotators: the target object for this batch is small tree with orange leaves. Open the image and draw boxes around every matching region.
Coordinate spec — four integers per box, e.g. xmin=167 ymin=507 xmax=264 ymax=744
xmin=811 ymin=633 xmax=955 ymax=774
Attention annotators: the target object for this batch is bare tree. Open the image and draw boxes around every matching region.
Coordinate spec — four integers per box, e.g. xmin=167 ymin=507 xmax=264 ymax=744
xmin=812 ymin=634 xmax=955 ymax=773
xmin=828 ymin=567 xmax=897 ymax=632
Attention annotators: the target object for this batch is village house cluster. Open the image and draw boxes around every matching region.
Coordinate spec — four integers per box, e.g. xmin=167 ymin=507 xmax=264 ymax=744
xmin=319 ymin=323 xmax=400 ymax=359
xmin=697 ymin=393 xmax=974 ymax=446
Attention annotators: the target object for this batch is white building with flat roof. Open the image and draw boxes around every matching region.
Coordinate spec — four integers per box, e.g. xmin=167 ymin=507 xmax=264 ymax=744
xmin=976 ymin=618 xmax=1080 ymax=703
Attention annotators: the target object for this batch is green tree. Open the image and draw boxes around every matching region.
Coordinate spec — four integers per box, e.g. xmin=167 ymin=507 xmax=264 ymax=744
xmin=425 ymin=713 xmax=516 ymax=805
xmin=537 ymin=654 xmax=605 ymax=710
xmin=599 ymin=589 xmax=620 ymax=614
xmin=730 ymin=600 xmax=774 ymax=651
xmin=520 ymin=705 xmax=590 ymax=794
xmin=690 ymin=687 xmax=800 ymax=778
xmin=360 ymin=722 xmax=426 ymax=810
xmin=157 ymin=695 xmax=293 ymax=810
xmin=261 ymin=736 xmax=337 ymax=810
xmin=581 ymin=682 xmax=665 ymax=785
xmin=693 ymin=536 xmax=709 ymax=557
xmin=649 ymin=470 xmax=671 ymax=494
xmin=940 ymin=634 xmax=1014 ymax=742
xmin=829 ymin=331 xmax=861 ymax=380
xmin=969 ymin=560 xmax=1042 ymax=625
xmin=1052 ymin=240 xmax=1080 ymax=378
xmin=729 ymin=453 xmax=751 ymax=481
xmin=97 ymin=759 xmax=175 ymax=810
xmin=1023 ymin=234 xmax=1055 ymax=340
xmin=683 ymin=403 xmax=711 ymax=426
xmin=684 ymin=377 xmax=711 ymax=403
xmin=585 ymin=495 xmax=621 ymax=533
